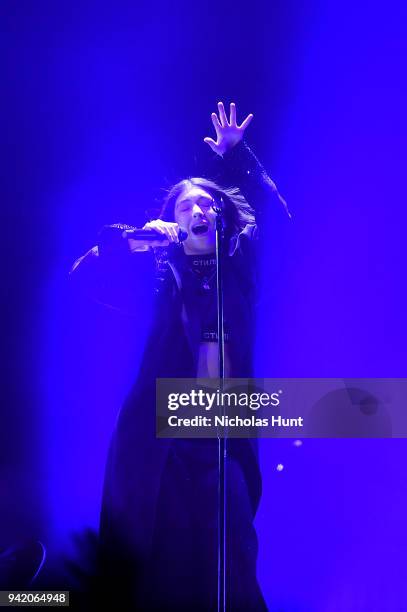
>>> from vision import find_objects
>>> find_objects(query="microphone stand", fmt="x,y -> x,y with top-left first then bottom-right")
213,200 -> 227,612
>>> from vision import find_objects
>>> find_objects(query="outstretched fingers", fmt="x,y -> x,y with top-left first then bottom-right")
211,112 -> 222,136
239,113 -> 254,130
229,102 -> 237,126
204,102 -> 254,155
217,101 -> 228,127
203,137 -> 218,152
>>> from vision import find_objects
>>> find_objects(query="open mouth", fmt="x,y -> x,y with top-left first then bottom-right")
191,224 -> 209,235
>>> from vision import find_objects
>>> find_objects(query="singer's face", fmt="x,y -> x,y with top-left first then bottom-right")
174,187 -> 217,254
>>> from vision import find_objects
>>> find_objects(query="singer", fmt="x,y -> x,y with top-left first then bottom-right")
71,102 -> 290,610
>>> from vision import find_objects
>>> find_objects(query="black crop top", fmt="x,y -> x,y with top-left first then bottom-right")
184,253 -> 230,343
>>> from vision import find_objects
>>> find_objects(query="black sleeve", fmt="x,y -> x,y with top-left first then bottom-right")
69,224 -> 156,315
220,140 -> 292,225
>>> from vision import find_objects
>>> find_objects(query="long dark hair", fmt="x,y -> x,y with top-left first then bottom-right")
159,177 -> 255,241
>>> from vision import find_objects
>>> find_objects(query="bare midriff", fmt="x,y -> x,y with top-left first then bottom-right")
196,341 -> 232,379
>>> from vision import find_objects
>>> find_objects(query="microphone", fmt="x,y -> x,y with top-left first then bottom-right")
123,228 -> 188,242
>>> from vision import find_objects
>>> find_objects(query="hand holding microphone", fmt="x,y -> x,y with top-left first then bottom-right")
123,220 -> 187,251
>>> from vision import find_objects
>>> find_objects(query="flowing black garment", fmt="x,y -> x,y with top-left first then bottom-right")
71,141 -> 291,610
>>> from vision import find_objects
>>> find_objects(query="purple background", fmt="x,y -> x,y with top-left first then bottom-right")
2,0 -> 407,608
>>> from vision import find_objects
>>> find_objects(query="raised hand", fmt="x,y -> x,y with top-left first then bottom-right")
204,101 -> 253,156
